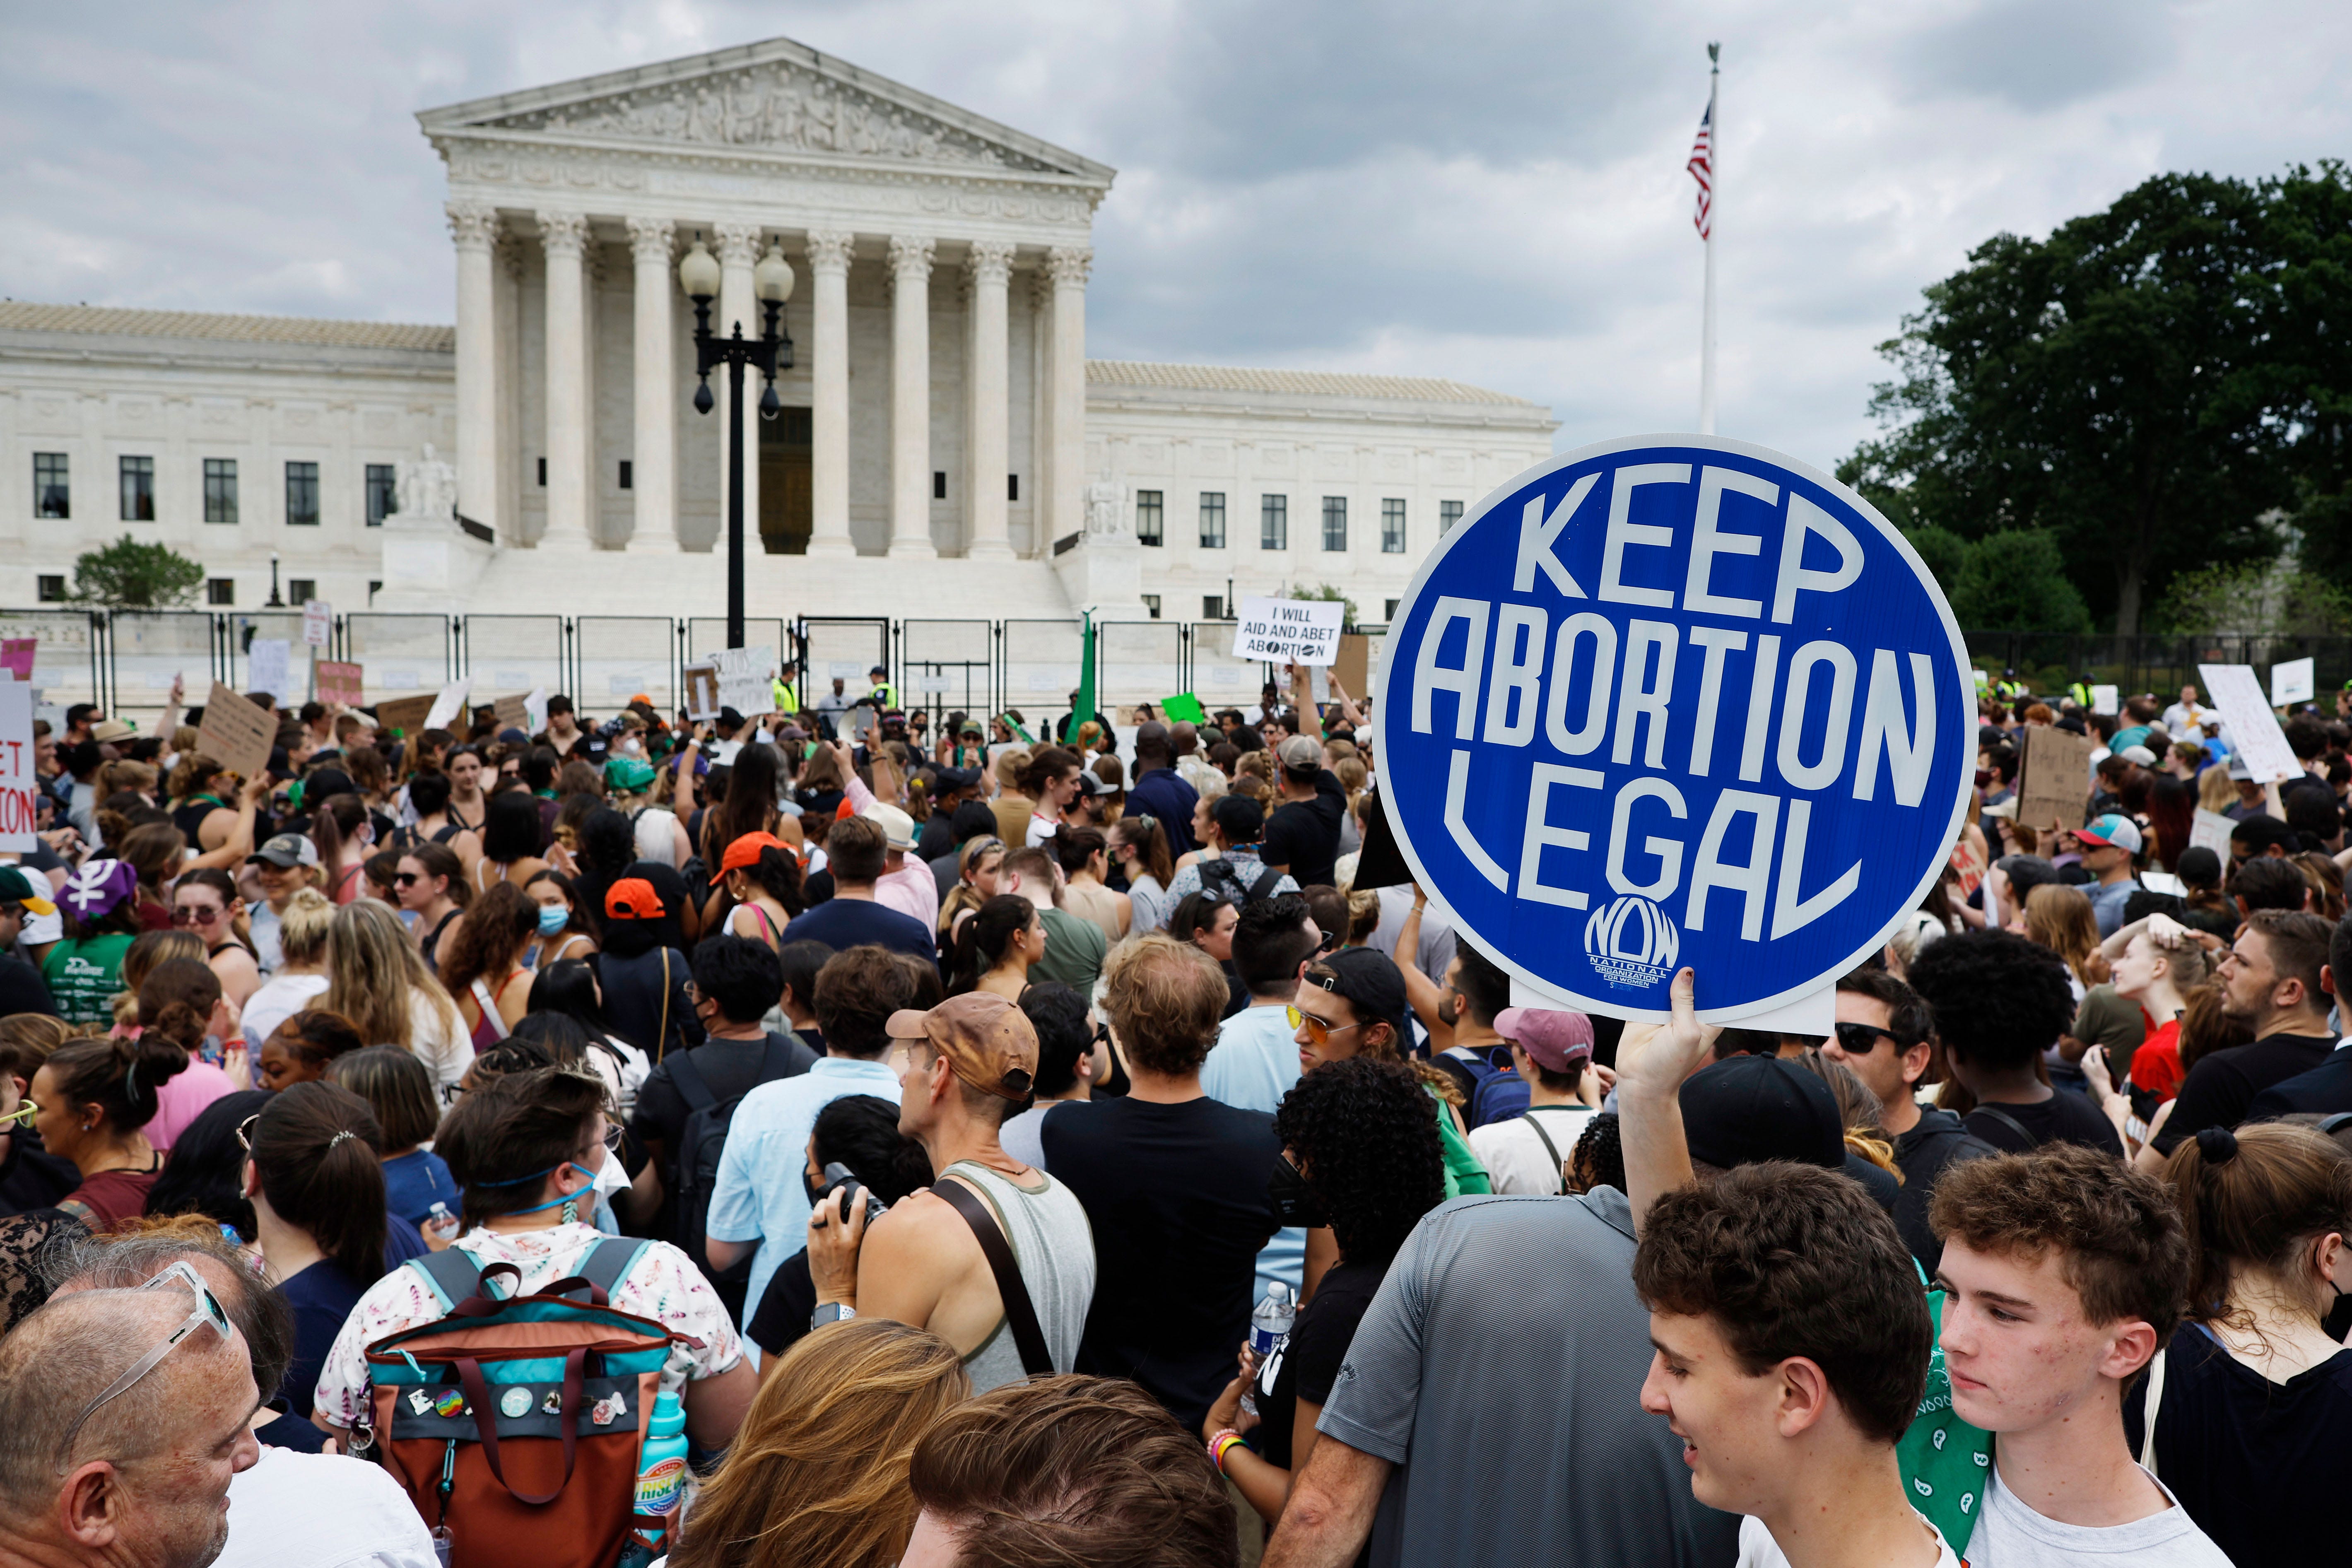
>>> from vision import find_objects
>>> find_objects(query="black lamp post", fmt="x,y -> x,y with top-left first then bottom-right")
679,235 -> 795,650
266,551 -> 284,609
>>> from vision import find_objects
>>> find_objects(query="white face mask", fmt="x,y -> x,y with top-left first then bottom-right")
620,738 -> 642,756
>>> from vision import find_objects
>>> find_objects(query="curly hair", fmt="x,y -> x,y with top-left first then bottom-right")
1274,1058 -> 1444,1263
1568,1111 -> 1624,1196
1903,928 -> 2076,1072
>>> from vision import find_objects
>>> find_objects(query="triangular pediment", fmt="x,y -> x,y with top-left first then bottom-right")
418,36 -> 1113,185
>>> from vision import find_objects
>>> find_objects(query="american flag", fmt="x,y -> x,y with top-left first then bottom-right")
1687,99 -> 1713,240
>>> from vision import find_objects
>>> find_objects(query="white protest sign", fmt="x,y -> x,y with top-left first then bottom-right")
2270,656 -> 2315,708
2190,808 -> 2236,858
301,600 -> 332,648
2198,664 -> 2299,783
0,683 -> 35,850
523,687 -> 549,735
704,645 -> 776,719
2090,684 -> 2118,716
247,639 -> 291,703
1233,597 -> 1345,665
424,675 -> 475,733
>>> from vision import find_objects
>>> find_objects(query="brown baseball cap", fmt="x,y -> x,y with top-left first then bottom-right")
886,992 -> 1039,1104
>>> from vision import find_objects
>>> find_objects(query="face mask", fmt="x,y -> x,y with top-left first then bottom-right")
1268,1158 -> 1328,1230
537,904 -> 570,937
621,738 -> 642,756
590,1147 -> 628,1200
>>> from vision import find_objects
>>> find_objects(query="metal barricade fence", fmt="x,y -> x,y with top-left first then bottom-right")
901,619 -> 995,720
459,616 -> 569,710
575,617 -> 679,714
343,615 -> 455,711
798,618 -> 891,708
1188,621 -> 1267,711
1000,619 -> 1084,724
683,619 -> 792,676
110,611 -> 224,723
0,608 -> 112,718
1099,619 -> 1184,712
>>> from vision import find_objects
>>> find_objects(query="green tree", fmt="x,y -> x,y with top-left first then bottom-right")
1844,172 -> 2292,632
1947,530 -> 2092,632
71,534 -> 206,609
1281,582 -> 1362,628
2156,560 -> 2352,636
2248,163 -> 2352,583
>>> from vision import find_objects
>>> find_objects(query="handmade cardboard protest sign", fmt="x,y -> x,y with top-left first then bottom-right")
682,661 -> 721,723
1376,436 -> 1971,1022
708,646 -> 776,718
374,693 -> 438,737
315,662 -> 365,706
0,639 -> 35,684
0,683 -> 34,851
1233,598 -> 1344,665
1333,633 -> 1371,699
2198,664 -> 2299,783
196,682 -> 275,780
2015,725 -> 2097,833
492,694 -> 529,734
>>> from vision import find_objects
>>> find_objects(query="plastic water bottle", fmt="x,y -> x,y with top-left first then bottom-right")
616,1390 -> 688,1568
425,1202 -> 458,1243
1250,1281 -> 1296,1358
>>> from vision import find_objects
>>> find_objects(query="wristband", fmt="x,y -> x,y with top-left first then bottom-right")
1207,1429 -> 1244,1473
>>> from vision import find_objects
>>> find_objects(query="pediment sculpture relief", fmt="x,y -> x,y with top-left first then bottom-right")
486,65 -> 1058,173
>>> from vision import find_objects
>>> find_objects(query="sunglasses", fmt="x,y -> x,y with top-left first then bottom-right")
55,1262 -> 235,1474
235,1111 -> 261,1153
393,872 -> 420,887
1286,1005 -> 1363,1047
1832,1021 -> 1902,1056
171,904 -> 224,924
2,1097 -> 37,1131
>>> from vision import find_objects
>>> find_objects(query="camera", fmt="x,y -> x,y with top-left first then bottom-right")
817,1161 -> 887,1226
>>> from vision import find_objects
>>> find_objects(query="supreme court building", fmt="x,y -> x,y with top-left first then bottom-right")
1,36 -> 1557,631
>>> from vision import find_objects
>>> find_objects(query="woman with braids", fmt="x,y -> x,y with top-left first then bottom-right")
670,1319 -> 968,1568
2128,1122 -> 2352,1563
311,1065 -> 756,1449
944,894 -> 1044,1002
1201,1057 -> 1446,1526
241,1080 -> 392,1414
443,881 -> 541,1050
28,1029 -> 188,1228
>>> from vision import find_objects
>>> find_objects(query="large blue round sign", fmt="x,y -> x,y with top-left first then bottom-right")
1377,436 -> 1971,1021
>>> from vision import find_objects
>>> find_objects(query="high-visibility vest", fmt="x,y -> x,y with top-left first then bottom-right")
772,679 -> 800,715
2068,682 -> 2092,709
868,681 -> 899,709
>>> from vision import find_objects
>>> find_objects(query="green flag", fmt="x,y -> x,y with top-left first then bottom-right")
1073,610 -> 1097,745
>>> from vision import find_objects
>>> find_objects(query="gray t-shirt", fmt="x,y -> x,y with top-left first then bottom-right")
1317,1189 -> 1742,1567
1969,1462 -> 2230,1566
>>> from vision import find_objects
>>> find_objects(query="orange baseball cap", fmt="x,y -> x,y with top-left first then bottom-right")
886,993 -> 1039,1104
711,830 -> 787,885
604,877 -> 666,920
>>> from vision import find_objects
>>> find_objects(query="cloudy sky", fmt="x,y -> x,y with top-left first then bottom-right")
4,0 -> 2346,473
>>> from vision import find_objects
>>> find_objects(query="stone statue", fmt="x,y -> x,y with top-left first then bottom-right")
1084,478 -> 1128,537
392,443 -> 458,523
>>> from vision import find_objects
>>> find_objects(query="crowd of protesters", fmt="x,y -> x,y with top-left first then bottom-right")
0,659 -> 2346,1568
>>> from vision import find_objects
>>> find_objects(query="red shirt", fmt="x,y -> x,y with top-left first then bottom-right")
2130,1015 -> 2185,1101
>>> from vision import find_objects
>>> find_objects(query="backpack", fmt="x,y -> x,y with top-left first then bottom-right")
362,1238 -> 680,1568
666,1035 -> 803,1325
1467,1054 -> 1531,1130
1197,857 -> 1284,908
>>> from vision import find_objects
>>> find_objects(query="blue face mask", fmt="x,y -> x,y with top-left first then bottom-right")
537,904 -> 570,937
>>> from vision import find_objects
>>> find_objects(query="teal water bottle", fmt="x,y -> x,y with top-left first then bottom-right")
619,1390 -> 689,1567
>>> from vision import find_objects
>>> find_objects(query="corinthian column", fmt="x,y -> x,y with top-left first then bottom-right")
624,217 -> 678,553
714,222 -> 762,554
804,230 -> 856,557
1046,246 -> 1092,549
446,202 -> 501,538
537,210 -> 593,552
887,236 -> 939,559
963,241 -> 1015,560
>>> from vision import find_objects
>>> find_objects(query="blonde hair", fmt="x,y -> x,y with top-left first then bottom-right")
320,900 -> 463,1060
2197,765 -> 2239,814
276,887 -> 337,967
2024,883 -> 2107,988
670,1320 -> 968,1568
1795,1050 -> 1902,1181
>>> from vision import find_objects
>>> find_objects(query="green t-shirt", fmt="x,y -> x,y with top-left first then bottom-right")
1426,1082 -> 1492,1198
1031,907 -> 1109,997
42,934 -> 135,1030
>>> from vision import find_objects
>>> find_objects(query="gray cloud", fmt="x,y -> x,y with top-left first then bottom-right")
2,0 -> 2345,477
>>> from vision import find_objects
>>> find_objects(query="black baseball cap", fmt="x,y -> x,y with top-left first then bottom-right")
1678,1055 -> 1845,1172
1303,948 -> 1411,1050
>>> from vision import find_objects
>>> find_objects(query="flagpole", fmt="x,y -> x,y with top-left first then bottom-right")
1699,41 -> 1720,436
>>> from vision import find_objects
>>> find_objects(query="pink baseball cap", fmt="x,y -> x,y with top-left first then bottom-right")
1494,1007 -> 1595,1074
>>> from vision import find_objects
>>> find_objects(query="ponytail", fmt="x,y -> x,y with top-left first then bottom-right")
2163,1120 -> 2352,1327
43,1031 -> 191,1134
249,1081 -> 388,1286
947,895 -> 1034,996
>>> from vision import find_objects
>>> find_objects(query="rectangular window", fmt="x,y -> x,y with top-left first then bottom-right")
288,578 -> 317,604
206,577 -> 235,606
1142,594 -> 1162,620
1199,491 -> 1226,549
1203,595 -> 1226,620
1381,498 -> 1406,554
933,470 -> 947,501
1260,494 -> 1287,550
33,453 -> 68,519
37,574 -> 66,603
203,459 -> 239,524
1008,474 -> 1019,502
1440,500 -> 1463,533
366,464 -> 396,526
1135,489 -> 1164,547
537,457 -> 547,487
284,461 -> 320,526
1385,598 -> 1400,621
618,460 -> 633,490
1322,496 -> 1347,552
119,456 -> 155,521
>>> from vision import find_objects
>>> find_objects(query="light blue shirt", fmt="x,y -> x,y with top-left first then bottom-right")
706,1056 -> 903,1324
1202,1003 -> 1306,1299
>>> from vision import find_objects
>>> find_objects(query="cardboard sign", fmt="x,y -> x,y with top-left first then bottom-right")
492,694 -> 529,735
195,682 -> 275,780
2198,664 -> 2300,783
0,683 -> 34,850
247,639 -> 291,703
1333,633 -> 1370,701
2270,656 -> 2315,708
0,638 -> 34,684
682,661 -> 721,723
2014,725 -> 2097,833
374,692 -> 439,737
301,600 -> 332,648
316,661 -> 365,706
2190,808 -> 2236,858
1162,693 -> 1207,725
1232,597 -> 1345,665
424,677 -> 475,733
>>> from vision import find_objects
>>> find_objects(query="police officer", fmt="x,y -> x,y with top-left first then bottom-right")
2067,673 -> 2094,710
771,658 -> 802,717
865,663 -> 899,709
1992,667 -> 2026,703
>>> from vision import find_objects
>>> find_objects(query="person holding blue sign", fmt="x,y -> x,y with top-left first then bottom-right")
1376,437 -> 1970,1025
